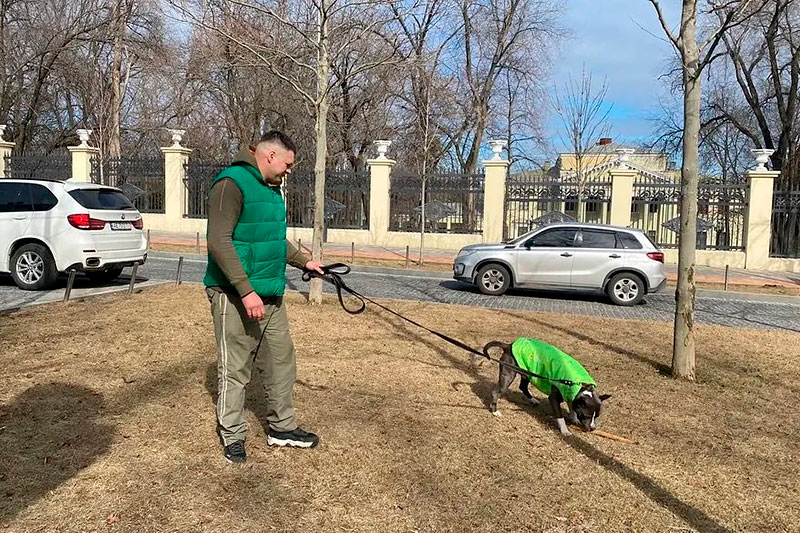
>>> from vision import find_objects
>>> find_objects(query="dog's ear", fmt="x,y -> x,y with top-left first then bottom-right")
599,393 -> 612,402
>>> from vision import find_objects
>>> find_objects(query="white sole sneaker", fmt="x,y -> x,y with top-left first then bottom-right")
267,435 -> 318,448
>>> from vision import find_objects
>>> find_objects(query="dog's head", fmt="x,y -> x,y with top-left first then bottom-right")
570,385 -> 611,431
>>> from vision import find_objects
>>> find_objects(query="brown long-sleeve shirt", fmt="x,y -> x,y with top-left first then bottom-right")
206,176 -> 309,298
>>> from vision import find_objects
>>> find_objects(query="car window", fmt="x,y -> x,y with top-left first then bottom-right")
526,229 -> 577,247
579,229 -> 617,249
617,232 -> 643,249
68,188 -> 136,210
0,182 -> 30,212
26,183 -> 59,211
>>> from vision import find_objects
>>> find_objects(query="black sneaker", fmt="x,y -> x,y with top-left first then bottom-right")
223,440 -> 246,463
267,427 -> 319,448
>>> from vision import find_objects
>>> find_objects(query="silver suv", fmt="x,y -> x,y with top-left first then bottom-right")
453,223 -> 667,306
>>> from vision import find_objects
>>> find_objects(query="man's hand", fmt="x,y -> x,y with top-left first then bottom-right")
241,291 -> 265,320
305,260 -> 325,274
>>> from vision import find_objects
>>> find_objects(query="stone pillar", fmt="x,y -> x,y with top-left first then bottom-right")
161,129 -> 192,229
367,140 -> 395,245
608,148 -> 636,227
608,168 -> 636,227
0,125 -> 15,178
744,149 -> 780,269
67,129 -> 99,182
482,140 -> 510,243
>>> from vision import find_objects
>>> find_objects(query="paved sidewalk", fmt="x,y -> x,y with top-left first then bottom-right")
146,229 -> 800,290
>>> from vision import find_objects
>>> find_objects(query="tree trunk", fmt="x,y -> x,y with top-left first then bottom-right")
419,175 -> 426,264
109,0 -> 124,163
308,1 -> 330,305
673,0 -> 699,380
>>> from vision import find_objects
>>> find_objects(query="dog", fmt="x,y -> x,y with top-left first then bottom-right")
483,338 -> 610,435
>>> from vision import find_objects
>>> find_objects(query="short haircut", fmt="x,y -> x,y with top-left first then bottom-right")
259,130 -> 297,154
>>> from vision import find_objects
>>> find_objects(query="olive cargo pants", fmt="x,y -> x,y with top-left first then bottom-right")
206,288 -> 297,445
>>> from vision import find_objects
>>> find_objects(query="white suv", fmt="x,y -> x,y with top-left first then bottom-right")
0,179 -> 148,290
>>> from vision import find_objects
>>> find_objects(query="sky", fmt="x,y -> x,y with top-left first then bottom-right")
545,0 -> 684,151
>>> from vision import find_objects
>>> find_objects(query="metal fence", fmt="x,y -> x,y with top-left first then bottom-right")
183,164 -> 370,229
772,184 -> 800,258
184,161 -> 226,218
3,153 -> 71,180
504,175 -> 611,240
284,169 -> 370,230
630,177 -> 747,250
390,171 -> 484,234
92,157 -> 165,213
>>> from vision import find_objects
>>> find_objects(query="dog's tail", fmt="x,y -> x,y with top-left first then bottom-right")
482,340 -> 511,360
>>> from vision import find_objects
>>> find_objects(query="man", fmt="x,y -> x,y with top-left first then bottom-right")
204,130 -> 323,464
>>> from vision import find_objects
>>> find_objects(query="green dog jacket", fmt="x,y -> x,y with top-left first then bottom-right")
510,337 -> 595,403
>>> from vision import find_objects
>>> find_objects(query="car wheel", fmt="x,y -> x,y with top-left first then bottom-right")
10,243 -> 58,291
86,268 -> 124,284
606,272 -> 645,306
476,263 -> 511,296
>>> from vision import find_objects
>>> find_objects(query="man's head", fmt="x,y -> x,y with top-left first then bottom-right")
254,130 -> 296,185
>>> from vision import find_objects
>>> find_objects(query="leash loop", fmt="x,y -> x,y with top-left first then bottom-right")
302,263 -> 365,314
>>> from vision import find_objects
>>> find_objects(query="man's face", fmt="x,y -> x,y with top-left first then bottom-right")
256,143 -> 295,185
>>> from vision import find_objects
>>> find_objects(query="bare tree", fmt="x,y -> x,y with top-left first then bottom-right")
499,69 -> 547,170
648,0 -> 765,380
705,0 -> 800,187
172,0 -> 398,304
552,68 -> 612,222
390,0 -> 460,263
454,0 -> 559,175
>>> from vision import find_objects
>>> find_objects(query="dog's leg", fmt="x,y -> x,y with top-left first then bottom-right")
567,405 -> 580,426
519,378 -> 539,406
548,389 -> 571,435
490,354 -> 517,417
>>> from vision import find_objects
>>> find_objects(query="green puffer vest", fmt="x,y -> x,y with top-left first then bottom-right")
510,337 -> 596,403
203,163 -> 288,297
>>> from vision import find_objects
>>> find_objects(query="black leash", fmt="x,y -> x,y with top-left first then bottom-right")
302,263 -> 582,387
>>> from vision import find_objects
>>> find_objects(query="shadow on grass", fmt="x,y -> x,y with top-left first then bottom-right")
0,383 -> 112,524
496,310 -> 672,375
492,386 -> 733,533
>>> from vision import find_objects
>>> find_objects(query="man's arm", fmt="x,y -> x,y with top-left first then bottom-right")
206,178 -> 254,297
286,239 -> 311,269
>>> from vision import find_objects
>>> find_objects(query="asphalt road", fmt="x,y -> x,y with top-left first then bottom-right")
2,251 -> 798,332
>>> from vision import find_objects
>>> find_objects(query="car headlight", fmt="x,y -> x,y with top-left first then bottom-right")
457,249 -> 477,258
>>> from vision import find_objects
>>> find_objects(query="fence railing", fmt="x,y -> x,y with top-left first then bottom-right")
3,154 -> 71,180
183,165 -> 371,230
184,161 -> 226,219
629,180 -> 681,248
629,178 -> 747,250
92,157 -> 166,213
772,185 -> 800,258
284,169 -> 370,230
390,171 -> 484,234
504,175 -> 610,240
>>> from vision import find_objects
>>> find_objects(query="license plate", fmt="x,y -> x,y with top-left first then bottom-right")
110,222 -> 131,230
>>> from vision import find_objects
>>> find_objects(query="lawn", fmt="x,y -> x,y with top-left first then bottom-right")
1,285 -> 798,532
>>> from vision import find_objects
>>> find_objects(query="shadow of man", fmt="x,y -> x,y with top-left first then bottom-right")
0,383 -> 112,524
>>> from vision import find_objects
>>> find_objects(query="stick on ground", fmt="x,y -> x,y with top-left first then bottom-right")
575,426 -> 638,444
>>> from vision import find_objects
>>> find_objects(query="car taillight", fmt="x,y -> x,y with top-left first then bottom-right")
647,251 -> 664,263
67,213 -> 106,230
132,218 -> 143,230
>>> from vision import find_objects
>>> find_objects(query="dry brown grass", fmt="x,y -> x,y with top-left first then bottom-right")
1,286 -> 799,532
